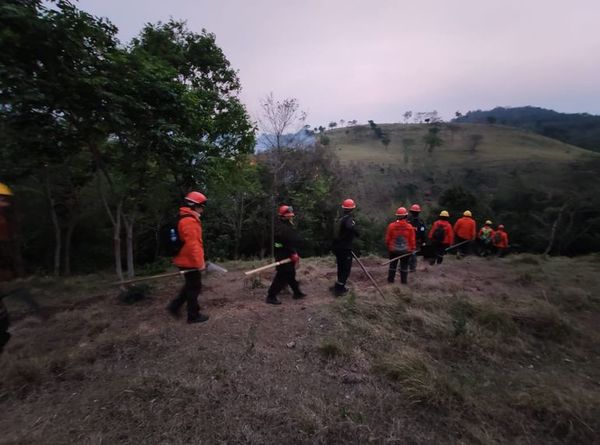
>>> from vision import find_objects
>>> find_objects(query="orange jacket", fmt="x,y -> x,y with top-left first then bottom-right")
173,207 -> 205,269
385,219 -> 416,252
453,216 -> 476,240
493,229 -> 509,248
428,220 -> 454,245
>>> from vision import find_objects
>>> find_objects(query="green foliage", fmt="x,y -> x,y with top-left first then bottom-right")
422,126 -> 444,153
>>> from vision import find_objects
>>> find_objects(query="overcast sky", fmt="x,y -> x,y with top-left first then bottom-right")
77,0 -> 600,128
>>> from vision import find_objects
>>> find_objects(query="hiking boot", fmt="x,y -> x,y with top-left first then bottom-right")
293,291 -> 306,299
187,313 -> 209,324
166,302 -> 181,319
334,286 -> 349,297
265,296 -> 282,305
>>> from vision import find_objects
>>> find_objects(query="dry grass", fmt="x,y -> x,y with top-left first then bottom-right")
0,254 -> 599,444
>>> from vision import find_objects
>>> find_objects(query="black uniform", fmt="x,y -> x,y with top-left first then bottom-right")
0,297 -> 10,354
266,218 -> 303,303
332,213 -> 359,295
407,212 -> 426,272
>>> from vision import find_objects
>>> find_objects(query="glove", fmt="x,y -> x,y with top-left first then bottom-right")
290,253 -> 300,266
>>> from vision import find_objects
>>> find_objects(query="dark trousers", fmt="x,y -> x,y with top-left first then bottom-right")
388,252 -> 409,284
0,300 -> 10,354
454,236 -> 471,256
409,252 -> 418,272
170,269 -> 201,320
335,249 -> 353,290
429,242 -> 449,265
267,262 -> 301,299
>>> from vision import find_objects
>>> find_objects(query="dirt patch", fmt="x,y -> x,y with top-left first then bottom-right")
1,254 -> 599,444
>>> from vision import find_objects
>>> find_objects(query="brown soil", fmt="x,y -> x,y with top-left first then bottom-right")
1,254 -> 599,444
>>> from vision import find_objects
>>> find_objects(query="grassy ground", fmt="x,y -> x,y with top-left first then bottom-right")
1,253 -> 599,444
326,123 -> 600,218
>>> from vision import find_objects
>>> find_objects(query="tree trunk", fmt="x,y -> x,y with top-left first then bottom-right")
544,204 -> 566,257
45,169 -> 61,277
64,218 -> 77,276
123,214 -> 135,279
113,201 -> 124,281
234,194 -> 245,259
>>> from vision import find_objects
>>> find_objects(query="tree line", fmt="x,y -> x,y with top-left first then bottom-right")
0,1 -> 346,278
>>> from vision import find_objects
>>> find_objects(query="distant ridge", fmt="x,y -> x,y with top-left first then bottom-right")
453,106 -> 600,152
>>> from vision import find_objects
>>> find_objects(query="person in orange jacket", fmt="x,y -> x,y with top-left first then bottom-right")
453,210 -> 477,258
428,210 -> 454,265
385,207 -> 416,284
167,191 -> 209,324
492,224 -> 510,257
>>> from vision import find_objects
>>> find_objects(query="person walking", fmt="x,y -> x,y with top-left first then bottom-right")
331,198 -> 359,296
265,205 -> 306,305
428,210 -> 454,265
385,207 -> 416,284
167,191 -> 210,324
407,203 -> 427,272
492,224 -> 510,257
477,220 -> 495,257
453,210 -> 477,258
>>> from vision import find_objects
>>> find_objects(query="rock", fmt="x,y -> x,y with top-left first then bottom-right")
286,341 -> 296,349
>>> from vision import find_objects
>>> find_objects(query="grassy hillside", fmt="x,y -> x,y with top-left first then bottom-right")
1,254 -> 599,443
326,123 -> 599,219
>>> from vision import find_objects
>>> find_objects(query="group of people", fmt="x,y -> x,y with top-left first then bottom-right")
166,191 -> 510,322
0,184 -> 509,332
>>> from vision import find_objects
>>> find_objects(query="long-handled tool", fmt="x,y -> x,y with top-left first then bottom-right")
445,239 -> 471,252
351,251 -> 386,299
380,250 -> 419,266
244,258 -> 292,276
112,262 -> 228,286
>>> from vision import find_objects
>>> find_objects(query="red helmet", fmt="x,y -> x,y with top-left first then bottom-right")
185,191 -> 207,205
278,205 -> 294,217
410,204 -> 421,212
395,207 -> 408,216
342,198 -> 356,209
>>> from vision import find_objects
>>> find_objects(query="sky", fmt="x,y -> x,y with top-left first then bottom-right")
77,0 -> 600,128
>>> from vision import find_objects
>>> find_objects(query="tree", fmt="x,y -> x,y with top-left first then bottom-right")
328,121 -> 338,130
403,111 -> 412,124
258,93 -> 307,256
467,134 -> 484,154
258,93 -> 306,151
423,126 -> 444,153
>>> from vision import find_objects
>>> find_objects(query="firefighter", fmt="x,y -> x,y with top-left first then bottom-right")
477,220 -> 495,257
385,207 -> 416,284
493,224 -> 510,257
428,210 -> 454,265
407,203 -> 427,272
167,191 -> 210,324
265,205 -> 305,305
453,210 -> 477,258
0,182 -> 14,282
331,198 -> 359,296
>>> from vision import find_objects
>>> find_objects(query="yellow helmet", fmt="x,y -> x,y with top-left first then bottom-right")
463,210 -> 472,217
440,210 -> 449,217
0,182 -> 13,196
485,220 -> 492,225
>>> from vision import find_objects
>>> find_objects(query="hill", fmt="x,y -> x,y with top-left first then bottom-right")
324,122 -> 600,254
453,106 -> 600,153
1,254 -> 599,443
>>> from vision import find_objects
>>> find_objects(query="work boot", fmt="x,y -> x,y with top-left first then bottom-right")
187,313 -> 209,324
293,291 -> 306,299
266,296 -> 282,305
334,286 -> 349,297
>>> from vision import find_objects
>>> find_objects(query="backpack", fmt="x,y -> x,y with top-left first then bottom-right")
432,224 -> 446,242
159,214 -> 194,256
394,235 -> 408,252
493,231 -> 502,244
